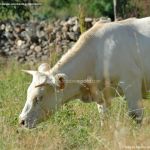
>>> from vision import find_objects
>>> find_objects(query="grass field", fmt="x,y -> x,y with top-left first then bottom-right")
0,60 -> 150,150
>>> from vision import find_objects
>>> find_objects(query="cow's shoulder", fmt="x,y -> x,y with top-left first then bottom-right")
117,18 -> 137,25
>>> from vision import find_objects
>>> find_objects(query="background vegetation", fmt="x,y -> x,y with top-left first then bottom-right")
1,0 -> 150,20
1,0 -> 150,149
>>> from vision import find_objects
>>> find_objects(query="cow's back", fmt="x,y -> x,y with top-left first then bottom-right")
126,17 -> 150,37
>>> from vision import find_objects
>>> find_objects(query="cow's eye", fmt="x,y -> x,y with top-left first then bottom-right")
34,96 -> 43,105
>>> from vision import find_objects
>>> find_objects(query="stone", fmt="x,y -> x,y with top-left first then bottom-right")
30,44 -> 36,50
1,24 -> 5,30
17,40 -> 24,47
69,42 -> 75,48
36,30 -> 45,38
20,43 -> 29,51
18,57 -> 25,63
99,17 -> 111,23
72,24 -> 80,32
4,48 -> 10,52
0,17 -> 105,63
43,49 -> 49,55
36,52 -> 42,58
41,55 -> 48,61
8,51 -> 13,55
67,17 -> 77,25
20,31 -> 31,41
34,46 -> 42,52
5,24 -> 13,32
67,32 -> 76,41
62,24 -> 69,32
31,36 -> 39,44
14,25 -> 21,33
85,17 -> 93,22
27,50 -> 33,56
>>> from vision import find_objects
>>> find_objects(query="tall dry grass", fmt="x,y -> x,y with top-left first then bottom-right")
0,61 -> 150,150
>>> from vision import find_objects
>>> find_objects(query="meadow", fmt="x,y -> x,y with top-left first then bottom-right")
0,59 -> 150,150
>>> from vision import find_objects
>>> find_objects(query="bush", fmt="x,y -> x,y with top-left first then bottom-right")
0,0 -> 38,20
34,0 -> 114,20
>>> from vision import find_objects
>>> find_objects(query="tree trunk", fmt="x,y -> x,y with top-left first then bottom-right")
113,0 -> 117,21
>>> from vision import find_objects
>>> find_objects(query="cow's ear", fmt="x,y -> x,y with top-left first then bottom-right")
55,73 -> 67,90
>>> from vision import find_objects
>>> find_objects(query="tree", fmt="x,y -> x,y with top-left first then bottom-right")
35,0 -> 114,20
0,0 -> 38,20
113,0 -> 117,20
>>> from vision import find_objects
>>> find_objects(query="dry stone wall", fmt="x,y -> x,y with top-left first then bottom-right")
0,17 -> 111,64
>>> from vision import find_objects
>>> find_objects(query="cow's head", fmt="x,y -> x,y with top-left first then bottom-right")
19,63 -> 67,128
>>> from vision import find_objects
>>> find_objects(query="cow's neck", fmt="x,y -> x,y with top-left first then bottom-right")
50,43 -> 95,103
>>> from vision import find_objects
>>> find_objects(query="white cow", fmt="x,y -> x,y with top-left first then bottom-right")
19,17 -> 150,128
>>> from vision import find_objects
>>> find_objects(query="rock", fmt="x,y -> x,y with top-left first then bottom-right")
67,17 -> 77,25
62,45 -> 68,52
43,49 -> 49,55
27,50 -> 33,56
69,41 -> 75,48
4,32 -> 14,39
20,31 -> 30,41
53,26 -> 61,33
41,55 -> 48,61
62,23 -> 69,32
61,40 -> 70,45
20,43 -> 29,51
36,52 -> 42,58
34,46 -> 42,52
4,48 -> 10,52
67,32 -> 76,41
36,30 -> 45,38
41,41 -> 48,48
5,24 -> 13,32
54,19 -> 61,26
49,32 -> 56,42
18,57 -> 25,63
1,24 -> 5,30
62,32 -> 69,40
31,36 -> 39,44
0,17 -> 111,63
85,18 -> 93,29
8,51 -> 13,55
30,44 -> 36,50
85,17 -> 93,22
18,51 -> 26,57
72,24 -> 80,32
17,40 -> 24,47
14,24 -> 21,33
99,17 -> 111,23
46,24 -> 53,34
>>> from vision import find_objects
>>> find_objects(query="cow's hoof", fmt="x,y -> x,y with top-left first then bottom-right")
129,112 -> 143,124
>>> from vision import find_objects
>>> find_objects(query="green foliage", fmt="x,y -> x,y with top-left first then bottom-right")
0,0 -> 38,20
34,0 -> 114,20
87,0 -> 113,18
78,5 -> 86,33
0,0 -> 149,21
116,0 -> 143,18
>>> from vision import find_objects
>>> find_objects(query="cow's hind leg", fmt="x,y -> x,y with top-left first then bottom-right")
97,104 -> 107,127
120,78 -> 144,123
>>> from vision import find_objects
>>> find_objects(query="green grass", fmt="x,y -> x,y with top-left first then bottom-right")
0,61 -> 150,150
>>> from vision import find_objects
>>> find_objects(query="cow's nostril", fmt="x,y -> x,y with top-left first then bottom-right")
20,120 -> 25,126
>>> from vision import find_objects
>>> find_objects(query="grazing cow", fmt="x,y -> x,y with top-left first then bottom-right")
19,17 -> 150,128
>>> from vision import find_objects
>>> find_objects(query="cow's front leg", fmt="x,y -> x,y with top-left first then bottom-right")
97,103 -> 108,127
120,78 -> 143,123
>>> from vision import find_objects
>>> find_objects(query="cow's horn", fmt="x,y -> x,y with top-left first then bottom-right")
22,70 -> 37,76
